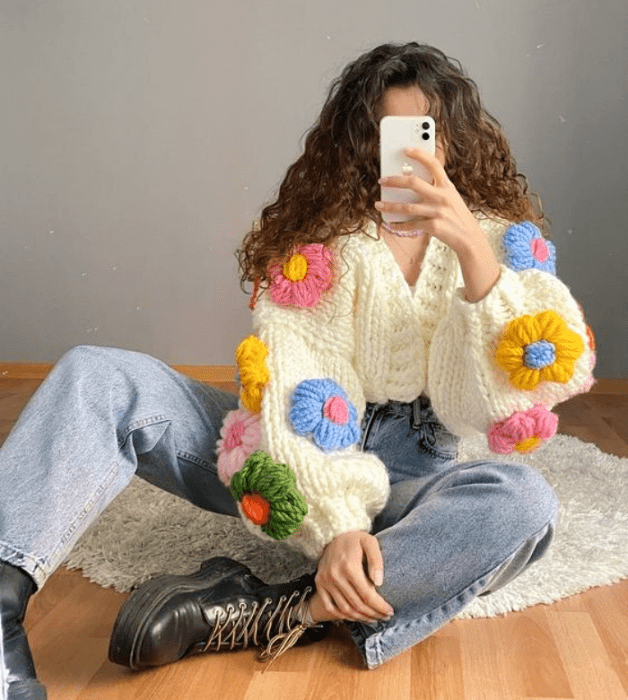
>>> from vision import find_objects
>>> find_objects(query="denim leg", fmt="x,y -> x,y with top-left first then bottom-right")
344,398 -> 560,669
345,460 -> 559,669
0,345 -> 239,589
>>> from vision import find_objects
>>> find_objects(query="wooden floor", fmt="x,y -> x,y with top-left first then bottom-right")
1,376 -> 627,700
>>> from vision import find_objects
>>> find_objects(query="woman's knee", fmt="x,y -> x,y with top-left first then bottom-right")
55,345 -> 144,382
57,344 -> 115,372
498,461 -> 559,535
51,345 -> 139,400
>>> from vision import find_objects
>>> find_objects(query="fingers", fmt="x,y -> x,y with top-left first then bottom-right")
316,574 -> 394,624
317,581 -> 388,624
374,199 -> 436,219
363,535 -> 384,587
379,173 -> 437,194
314,538 -> 394,623
403,146 -> 447,186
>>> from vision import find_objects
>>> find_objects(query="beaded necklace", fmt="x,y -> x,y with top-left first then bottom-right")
380,220 -> 426,238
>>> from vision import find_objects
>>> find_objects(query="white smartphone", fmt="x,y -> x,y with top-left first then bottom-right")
379,115 -> 435,223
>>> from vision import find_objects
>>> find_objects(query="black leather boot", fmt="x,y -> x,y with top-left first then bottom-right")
108,556 -> 329,670
0,562 -> 47,700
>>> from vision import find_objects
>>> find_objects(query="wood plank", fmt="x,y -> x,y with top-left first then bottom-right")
0,363 -> 53,379
0,362 -> 237,383
411,632 -> 465,700
172,364 -> 236,383
589,378 -> 628,395
457,611 -> 573,700
546,611 -> 627,700
581,580 -> 628,695
300,625 -> 412,700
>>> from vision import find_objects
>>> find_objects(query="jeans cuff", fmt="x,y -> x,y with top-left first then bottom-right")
0,542 -> 46,590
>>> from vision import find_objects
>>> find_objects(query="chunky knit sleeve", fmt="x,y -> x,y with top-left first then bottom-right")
215,242 -> 390,560
427,218 -> 596,454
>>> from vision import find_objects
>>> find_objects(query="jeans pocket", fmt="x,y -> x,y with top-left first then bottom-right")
421,422 -> 460,459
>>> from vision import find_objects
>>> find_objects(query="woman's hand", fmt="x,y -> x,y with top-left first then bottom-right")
376,147 -> 502,302
312,531 -> 394,624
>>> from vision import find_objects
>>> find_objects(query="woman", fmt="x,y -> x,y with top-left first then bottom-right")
0,43 -> 594,697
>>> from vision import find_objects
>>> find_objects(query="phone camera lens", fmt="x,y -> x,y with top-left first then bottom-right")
422,132 -> 430,140
422,121 -> 430,130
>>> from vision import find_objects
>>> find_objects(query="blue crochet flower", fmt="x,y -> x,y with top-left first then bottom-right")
502,221 -> 556,275
289,379 -> 360,452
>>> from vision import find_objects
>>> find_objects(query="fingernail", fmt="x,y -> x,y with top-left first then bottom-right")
374,202 -> 383,209
374,571 -> 383,586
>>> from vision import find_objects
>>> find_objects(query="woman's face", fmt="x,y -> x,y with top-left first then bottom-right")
379,85 -> 446,166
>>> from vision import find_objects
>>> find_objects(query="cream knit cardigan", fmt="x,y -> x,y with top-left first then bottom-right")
239,214 -> 594,560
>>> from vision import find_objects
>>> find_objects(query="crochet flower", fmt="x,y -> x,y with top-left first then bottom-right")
235,335 -> 269,413
495,310 -> 585,390
289,379 -> 360,452
268,243 -> 333,308
230,451 -> 308,540
216,409 -> 262,486
502,221 -> 556,275
487,405 -> 558,454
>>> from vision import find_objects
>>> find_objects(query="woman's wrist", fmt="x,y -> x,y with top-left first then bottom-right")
457,236 -> 502,303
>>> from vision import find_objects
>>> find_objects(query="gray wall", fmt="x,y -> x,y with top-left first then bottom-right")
1,0 -> 626,376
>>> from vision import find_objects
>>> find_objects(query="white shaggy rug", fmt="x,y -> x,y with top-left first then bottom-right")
64,434 -> 628,619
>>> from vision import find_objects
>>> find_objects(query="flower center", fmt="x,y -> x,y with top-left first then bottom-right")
530,238 -> 549,263
241,492 -> 271,525
524,340 -> 556,369
323,396 -> 349,424
514,436 -> 542,453
282,253 -> 309,282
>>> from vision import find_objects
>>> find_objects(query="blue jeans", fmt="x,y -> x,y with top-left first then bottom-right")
345,397 -> 559,668
0,346 -> 559,669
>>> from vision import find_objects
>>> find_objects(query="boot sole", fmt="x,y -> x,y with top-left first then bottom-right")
108,557 -> 251,670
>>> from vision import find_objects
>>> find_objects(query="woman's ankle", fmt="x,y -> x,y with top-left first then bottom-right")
307,591 -> 337,624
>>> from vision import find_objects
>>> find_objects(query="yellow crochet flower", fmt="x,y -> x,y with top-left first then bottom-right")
495,310 -> 584,390
235,335 -> 269,413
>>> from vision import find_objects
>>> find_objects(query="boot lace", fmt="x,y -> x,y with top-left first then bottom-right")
200,585 -> 316,664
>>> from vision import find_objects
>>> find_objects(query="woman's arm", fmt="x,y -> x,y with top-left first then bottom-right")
376,146 -> 502,302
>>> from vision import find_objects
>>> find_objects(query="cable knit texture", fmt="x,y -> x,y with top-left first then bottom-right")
228,214 -> 594,560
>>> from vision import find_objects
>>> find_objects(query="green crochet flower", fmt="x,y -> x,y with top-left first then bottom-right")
230,451 -> 308,540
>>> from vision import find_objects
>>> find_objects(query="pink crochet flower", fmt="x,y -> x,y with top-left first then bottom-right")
487,405 -> 558,455
216,409 -> 262,486
268,243 -> 333,307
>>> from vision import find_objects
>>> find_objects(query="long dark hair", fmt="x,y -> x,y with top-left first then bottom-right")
238,42 -> 546,288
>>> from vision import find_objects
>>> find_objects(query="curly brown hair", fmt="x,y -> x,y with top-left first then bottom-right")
238,42 -> 546,289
